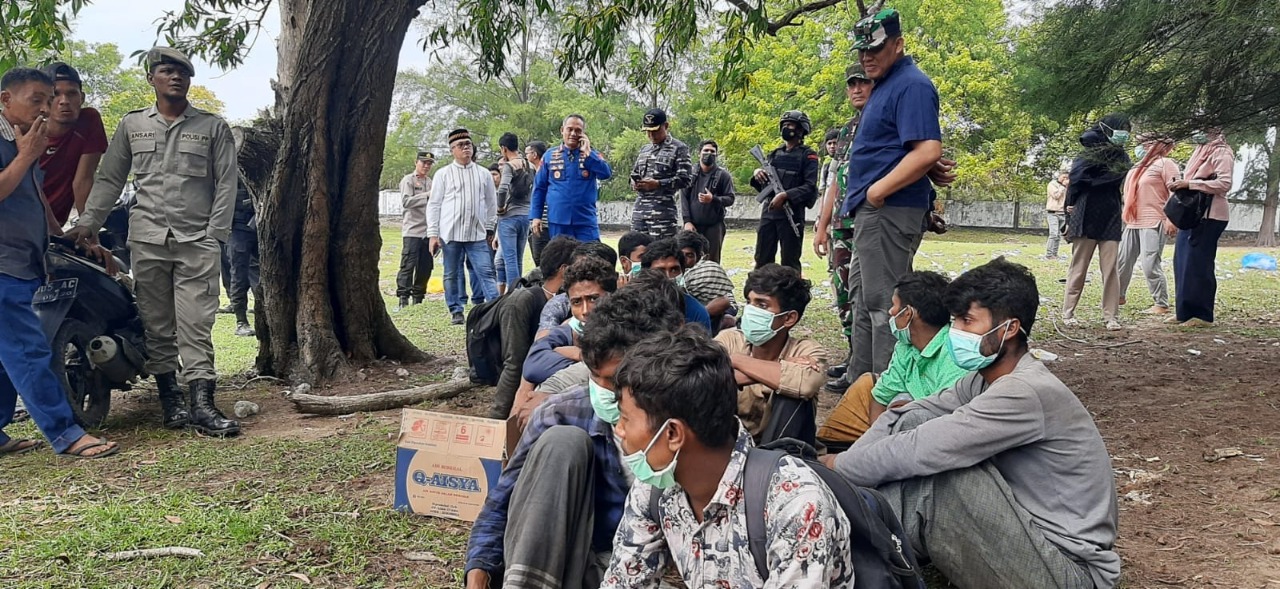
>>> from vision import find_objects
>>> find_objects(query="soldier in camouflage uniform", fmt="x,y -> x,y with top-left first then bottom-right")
630,108 -> 692,240
815,64 -> 874,390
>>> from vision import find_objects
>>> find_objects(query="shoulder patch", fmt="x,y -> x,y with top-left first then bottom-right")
807,154 -> 820,160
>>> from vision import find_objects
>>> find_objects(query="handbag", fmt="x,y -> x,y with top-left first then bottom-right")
1163,174 -> 1217,230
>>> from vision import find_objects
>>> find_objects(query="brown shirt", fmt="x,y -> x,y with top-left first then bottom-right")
714,329 -> 828,437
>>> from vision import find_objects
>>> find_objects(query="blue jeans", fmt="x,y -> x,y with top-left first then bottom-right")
498,217 -> 530,288
0,275 -> 87,453
444,240 -> 500,314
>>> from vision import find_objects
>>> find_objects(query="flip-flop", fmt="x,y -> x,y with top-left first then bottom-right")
59,439 -> 120,460
1,438 -> 44,456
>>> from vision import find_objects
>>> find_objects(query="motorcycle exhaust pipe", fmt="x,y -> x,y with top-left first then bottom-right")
88,336 -> 142,384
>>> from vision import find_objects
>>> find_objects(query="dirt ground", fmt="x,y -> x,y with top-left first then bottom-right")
86,322 -> 1280,588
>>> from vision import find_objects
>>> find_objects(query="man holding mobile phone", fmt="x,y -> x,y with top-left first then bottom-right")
529,114 -> 612,242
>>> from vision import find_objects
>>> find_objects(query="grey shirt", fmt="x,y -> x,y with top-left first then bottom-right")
536,362 -> 590,395
497,158 -> 531,220
835,353 -> 1121,589
80,104 -> 237,245
0,117 -> 47,280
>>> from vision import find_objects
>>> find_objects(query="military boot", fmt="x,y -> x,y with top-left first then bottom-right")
155,372 -> 190,429
188,379 -> 241,437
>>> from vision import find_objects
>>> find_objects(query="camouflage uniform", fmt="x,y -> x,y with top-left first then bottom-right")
830,114 -> 860,338
630,135 -> 693,239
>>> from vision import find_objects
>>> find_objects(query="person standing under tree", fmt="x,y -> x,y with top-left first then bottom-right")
680,140 -> 735,263
428,128 -> 501,325
1117,136 -> 1178,315
1045,170 -> 1068,260
396,151 -> 435,310
841,9 -> 944,374
227,127 -> 260,337
1167,129 -> 1234,328
630,108 -> 692,240
69,47 -> 241,437
751,110 -> 820,272
1061,114 -> 1131,331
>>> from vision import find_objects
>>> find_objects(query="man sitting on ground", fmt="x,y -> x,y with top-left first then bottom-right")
638,237 -> 713,332
616,230 -> 650,286
465,287 -> 683,589
487,236 -> 578,419
817,270 -> 969,450
715,264 -> 826,445
827,258 -> 1121,589
523,256 -> 617,387
600,327 -> 852,588
535,241 -> 617,340
675,229 -> 736,333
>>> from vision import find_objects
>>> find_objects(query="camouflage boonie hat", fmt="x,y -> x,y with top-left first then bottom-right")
853,9 -> 902,51
845,63 -> 870,83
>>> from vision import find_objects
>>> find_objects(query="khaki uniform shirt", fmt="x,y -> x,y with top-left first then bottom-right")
80,104 -> 237,244
399,172 -> 431,238
714,329 -> 828,436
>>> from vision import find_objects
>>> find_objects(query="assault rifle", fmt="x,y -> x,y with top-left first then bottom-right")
750,145 -> 801,237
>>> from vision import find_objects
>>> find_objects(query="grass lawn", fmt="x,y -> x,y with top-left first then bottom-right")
1,226 -> 1277,588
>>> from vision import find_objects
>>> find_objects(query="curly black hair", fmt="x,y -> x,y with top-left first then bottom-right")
895,271 -> 951,328
614,326 -> 738,449
564,256 -> 618,294
580,285 -> 683,370
944,257 -> 1038,342
743,264 -> 812,319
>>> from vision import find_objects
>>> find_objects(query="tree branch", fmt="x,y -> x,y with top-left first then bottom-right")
767,0 -> 850,34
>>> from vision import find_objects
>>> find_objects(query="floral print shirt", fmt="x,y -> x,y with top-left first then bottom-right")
600,428 -> 854,588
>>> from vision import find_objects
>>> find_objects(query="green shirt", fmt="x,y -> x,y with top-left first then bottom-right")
871,324 -> 971,406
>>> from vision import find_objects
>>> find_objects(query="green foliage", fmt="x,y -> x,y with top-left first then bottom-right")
0,0 -> 84,71
1019,0 -> 1280,137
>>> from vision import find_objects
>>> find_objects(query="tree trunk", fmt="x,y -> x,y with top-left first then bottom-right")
1257,129 -> 1279,248
254,0 -> 429,384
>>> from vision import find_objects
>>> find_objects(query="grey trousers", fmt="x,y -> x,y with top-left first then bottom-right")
503,426 -> 603,589
129,236 -> 221,383
878,411 -> 1093,589
1046,213 -> 1065,258
1116,227 -> 1169,308
850,205 -> 923,374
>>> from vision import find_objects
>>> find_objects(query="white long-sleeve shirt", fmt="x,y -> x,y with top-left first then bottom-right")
427,161 -> 497,243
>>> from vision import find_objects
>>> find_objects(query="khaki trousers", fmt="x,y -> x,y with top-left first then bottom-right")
130,235 -> 221,383
1062,238 -> 1120,322
817,372 -> 877,446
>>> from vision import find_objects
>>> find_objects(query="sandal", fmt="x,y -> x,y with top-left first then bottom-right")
1,438 -> 44,456
59,439 -> 120,460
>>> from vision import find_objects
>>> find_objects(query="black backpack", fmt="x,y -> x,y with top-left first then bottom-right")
465,278 -> 544,385
743,439 -> 926,589
1163,173 -> 1217,230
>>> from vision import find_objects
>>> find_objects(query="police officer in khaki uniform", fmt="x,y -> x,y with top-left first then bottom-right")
68,47 -> 240,437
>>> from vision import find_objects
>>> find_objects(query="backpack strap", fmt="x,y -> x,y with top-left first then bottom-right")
744,448 -> 787,583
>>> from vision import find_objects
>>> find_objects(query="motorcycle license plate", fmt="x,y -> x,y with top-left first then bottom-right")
33,278 -> 78,305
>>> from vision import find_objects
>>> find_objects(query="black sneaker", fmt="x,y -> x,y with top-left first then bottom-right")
826,363 -> 848,379
451,311 -> 465,325
825,373 -> 852,395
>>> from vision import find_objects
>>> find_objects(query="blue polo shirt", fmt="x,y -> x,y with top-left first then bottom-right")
0,118 -> 48,281
529,145 -> 613,227
841,56 -> 942,217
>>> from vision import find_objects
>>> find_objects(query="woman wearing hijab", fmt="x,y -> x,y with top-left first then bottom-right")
1062,113 -> 1132,331
1167,129 -> 1234,327
1117,136 -> 1180,315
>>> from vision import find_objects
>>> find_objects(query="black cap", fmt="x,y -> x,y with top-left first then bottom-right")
448,128 -> 471,145
41,62 -> 82,88
417,151 -> 436,162
641,108 -> 668,131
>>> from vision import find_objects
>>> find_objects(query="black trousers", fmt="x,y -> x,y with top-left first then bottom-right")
229,229 -> 260,316
754,217 -> 803,272
396,236 -> 434,299
694,222 -> 727,263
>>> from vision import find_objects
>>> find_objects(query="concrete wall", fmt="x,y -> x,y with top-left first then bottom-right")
378,190 -> 1270,234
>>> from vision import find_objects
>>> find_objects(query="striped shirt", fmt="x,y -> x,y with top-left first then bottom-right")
427,160 -> 497,243
683,259 -> 736,308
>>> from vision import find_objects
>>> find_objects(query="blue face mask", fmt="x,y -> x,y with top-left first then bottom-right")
588,379 -> 620,424
889,307 -> 913,346
948,320 -> 1013,371
629,263 -> 642,276
1134,145 -> 1147,160
740,305 -> 789,346
569,316 -> 584,335
1110,130 -> 1130,146
621,418 -> 679,489
1191,131 -> 1209,145
675,273 -> 686,288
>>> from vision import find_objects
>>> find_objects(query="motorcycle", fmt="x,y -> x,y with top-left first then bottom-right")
34,231 -> 147,428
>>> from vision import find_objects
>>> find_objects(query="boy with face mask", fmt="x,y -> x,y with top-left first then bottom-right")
713,264 -> 826,444
826,258 -> 1121,589
601,327 -> 852,589
465,287 -> 682,589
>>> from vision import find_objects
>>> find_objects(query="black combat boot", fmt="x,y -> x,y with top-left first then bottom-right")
188,379 -> 241,437
156,372 -> 189,429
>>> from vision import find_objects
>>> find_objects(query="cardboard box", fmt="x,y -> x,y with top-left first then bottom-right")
394,409 -> 508,522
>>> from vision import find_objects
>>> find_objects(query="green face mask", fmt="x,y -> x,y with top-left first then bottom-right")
740,304 -> 789,346
1110,130 -> 1130,146
569,316 -> 584,335
1134,145 -> 1147,160
621,419 -> 679,489
1191,131 -> 1209,144
629,263 -> 642,276
588,380 -> 620,424
888,307 -> 913,346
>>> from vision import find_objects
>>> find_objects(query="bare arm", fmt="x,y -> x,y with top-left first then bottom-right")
72,153 -> 102,214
